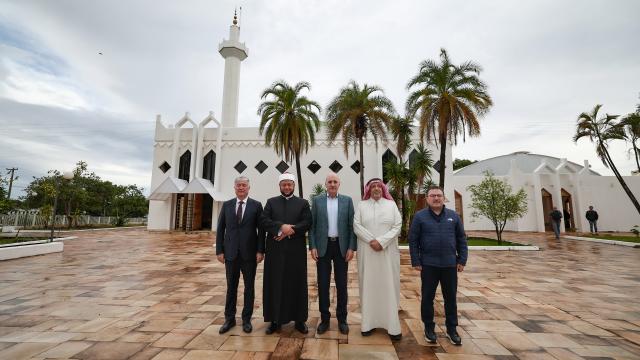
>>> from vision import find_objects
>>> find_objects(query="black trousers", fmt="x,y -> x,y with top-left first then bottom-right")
317,241 -> 348,323
421,265 -> 458,332
224,253 -> 257,322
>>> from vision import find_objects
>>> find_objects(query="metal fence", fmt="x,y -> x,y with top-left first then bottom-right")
0,213 -> 147,228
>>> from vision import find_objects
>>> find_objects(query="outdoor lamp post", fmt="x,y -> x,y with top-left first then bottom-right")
49,171 -> 74,242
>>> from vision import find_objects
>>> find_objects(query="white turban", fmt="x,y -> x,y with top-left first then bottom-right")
278,172 -> 296,183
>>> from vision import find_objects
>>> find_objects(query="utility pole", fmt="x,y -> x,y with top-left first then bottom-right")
5,168 -> 18,199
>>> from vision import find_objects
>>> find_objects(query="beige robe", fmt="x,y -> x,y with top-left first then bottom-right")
354,197 -> 402,334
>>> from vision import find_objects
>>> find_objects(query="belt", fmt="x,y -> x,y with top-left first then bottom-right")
328,237 -> 339,242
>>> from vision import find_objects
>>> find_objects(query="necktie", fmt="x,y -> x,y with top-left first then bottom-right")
237,201 -> 244,224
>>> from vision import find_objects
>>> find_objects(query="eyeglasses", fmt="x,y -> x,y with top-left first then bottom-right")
428,194 -> 443,198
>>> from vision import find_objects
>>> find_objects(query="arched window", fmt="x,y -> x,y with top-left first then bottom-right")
178,150 -> 191,181
202,150 -> 216,182
382,149 -> 398,183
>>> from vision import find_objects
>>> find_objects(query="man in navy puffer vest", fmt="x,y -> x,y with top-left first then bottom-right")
409,186 -> 468,346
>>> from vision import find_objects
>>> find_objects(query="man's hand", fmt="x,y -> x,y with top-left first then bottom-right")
345,249 -> 354,262
216,254 -> 225,263
310,249 -> 318,262
413,265 -> 422,271
280,224 -> 296,237
256,252 -> 264,263
369,240 -> 383,252
457,264 -> 465,272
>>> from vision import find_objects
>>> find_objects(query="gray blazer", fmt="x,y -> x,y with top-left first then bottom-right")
309,193 -> 357,257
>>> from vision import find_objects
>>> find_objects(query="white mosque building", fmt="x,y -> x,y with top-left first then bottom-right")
452,152 -> 640,233
146,15 -> 449,231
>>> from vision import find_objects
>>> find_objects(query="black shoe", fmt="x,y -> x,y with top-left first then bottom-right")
295,321 -> 308,334
265,322 -> 280,335
389,333 -> 402,341
424,328 -> 437,343
361,329 -> 373,336
317,321 -> 329,334
447,330 -> 462,345
242,321 -> 252,333
219,319 -> 236,334
338,322 -> 349,334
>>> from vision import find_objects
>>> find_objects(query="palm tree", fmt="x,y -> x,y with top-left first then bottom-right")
326,81 -> 396,197
574,104 -> 640,214
258,80 -> 321,198
410,143 -> 434,202
406,48 -> 493,189
621,106 -> 640,173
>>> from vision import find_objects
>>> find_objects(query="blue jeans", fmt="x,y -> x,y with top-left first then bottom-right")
552,221 -> 561,239
589,220 -> 598,233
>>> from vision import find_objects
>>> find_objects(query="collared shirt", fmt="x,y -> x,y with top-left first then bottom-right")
326,193 -> 339,237
235,197 -> 248,219
281,193 -> 294,200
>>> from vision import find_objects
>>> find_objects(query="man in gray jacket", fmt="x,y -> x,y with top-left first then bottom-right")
309,172 -> 356,334
409,186 -> 467,346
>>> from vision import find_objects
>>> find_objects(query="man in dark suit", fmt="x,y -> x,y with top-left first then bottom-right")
216,176 -> 265,334
309,172 -> 356,334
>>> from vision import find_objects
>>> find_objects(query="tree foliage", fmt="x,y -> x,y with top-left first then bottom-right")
453,158 -> 477,170
467,171 -> 528,243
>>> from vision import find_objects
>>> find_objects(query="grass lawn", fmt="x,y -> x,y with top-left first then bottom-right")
581,234 -> 640,243
0,237 -> 53,245
467,237 -> 527,246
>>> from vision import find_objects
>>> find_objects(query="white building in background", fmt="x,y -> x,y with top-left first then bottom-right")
147,15 -> 450,231
452,151 -> 640,233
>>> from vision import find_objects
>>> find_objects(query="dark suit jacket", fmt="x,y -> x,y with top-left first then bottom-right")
309,193 -> 356,257
216,197 -> 266,261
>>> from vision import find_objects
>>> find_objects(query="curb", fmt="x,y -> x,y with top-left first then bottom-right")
398,245 -> 539,251
563,235 -> 640,248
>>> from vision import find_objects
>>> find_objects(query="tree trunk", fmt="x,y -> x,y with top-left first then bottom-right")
400,189 -> 406,241
633,141 -> 640,172
602,144 -> 640,214
438,132 -> 447,189
295,151 -> 303,198
495,225 -> 501,245
359,136 -> 365,199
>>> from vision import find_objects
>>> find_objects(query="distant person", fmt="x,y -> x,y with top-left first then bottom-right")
563,208 -> 571,231
354,178 -> 403,341
216,176 -> 265,334
409,186 -> 468,346
260,172 -> 312,334
585,206 -> 599,234
550,207 -> 563,239
309,172 -> 356,335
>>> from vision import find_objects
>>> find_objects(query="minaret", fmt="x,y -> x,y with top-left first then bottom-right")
219,10 -> 248,128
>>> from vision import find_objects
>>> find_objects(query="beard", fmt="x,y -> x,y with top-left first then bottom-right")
280,190 -> 294,197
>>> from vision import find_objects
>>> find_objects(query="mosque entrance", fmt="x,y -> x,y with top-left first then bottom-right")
200,194 -> 213,230
541,188 -> 553,231
561,189 -> 575,231
454,191 -> 464,224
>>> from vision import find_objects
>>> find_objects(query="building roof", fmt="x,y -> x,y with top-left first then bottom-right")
453,151 -> 601,176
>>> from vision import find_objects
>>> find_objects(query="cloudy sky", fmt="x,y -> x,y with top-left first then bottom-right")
1,0 -> 639,197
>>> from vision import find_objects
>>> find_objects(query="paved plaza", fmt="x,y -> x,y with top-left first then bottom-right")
0,228 -> 639,359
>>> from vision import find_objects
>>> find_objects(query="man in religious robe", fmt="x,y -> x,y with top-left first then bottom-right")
353,178 -> 403,341
260,172 -> 312,334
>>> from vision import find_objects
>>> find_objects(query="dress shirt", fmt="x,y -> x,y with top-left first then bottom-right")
235,197 -> 248,219
327,193 -> 339,237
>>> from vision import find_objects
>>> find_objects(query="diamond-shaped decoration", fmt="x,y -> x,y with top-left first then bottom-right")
433,160 -> 443,173
351,161 -> 361,174
234,161 -> 247,173
307,160 -> 321,174
329,160 -> 343,173
159,161 -> 171,173
255,161 -> 268,174
276,161 -> 290,174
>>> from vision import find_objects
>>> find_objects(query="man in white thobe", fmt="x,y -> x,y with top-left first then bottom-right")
353,178 -> 402,340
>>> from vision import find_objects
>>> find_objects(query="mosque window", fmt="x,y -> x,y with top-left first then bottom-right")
307,161 -> 321,174
329,160 -> 343,173
203,150 -> 216,181
159,161 -> 171,173
276,161 -> 290,174
255,161 -> 268,174
234,161 -> 247,173
381,149 -> 397,183
178,150 -> 191,181
351,160 -> 361,174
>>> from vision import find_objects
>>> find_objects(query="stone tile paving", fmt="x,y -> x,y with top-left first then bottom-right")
0,228 -> 638,359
